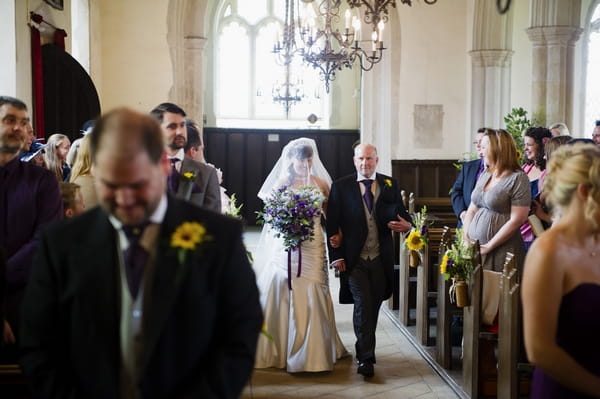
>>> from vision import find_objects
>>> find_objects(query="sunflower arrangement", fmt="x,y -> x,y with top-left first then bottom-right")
439,227 -> 475,281
404,206 -> 432,266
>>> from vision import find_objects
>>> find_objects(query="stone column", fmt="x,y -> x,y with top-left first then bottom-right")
469,49 -> 513,130
183,36 -> 207,123
526,26 -> 582,126
526,0 -> 582,126
469,0 -> 513,135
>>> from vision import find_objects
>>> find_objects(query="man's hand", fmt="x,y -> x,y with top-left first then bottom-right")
331,259 -> 346,272
387,215 -> 411,233
3,319 -> 15,345
329,232 -> 342,248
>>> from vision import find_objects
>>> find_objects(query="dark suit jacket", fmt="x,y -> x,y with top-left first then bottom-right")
177,157 -> 221,213
19,196 -> 262,399
450,158 -> 482,227
326,173 -> 411,304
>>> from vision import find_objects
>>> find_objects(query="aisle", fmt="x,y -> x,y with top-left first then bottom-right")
242,228 -> 458,399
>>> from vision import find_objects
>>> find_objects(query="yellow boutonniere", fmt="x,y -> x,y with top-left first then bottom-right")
181,171 -> 196,182
171,221 -> 209,264
384,178 -> 392,187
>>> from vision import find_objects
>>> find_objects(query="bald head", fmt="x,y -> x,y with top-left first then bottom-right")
90,108 -> 165,165
353,143 -> 379,178
90,108 -> 169,226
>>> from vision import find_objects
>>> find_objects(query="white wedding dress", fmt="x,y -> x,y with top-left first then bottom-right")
254,199 -> 347,372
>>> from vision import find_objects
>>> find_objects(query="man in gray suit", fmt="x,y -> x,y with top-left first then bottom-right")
150,103 -> 221,212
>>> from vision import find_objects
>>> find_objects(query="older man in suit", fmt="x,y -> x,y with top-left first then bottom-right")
19,108 -> 262,398
150,102 -> 221,213
327,143 -> 411,378
451,127 -> 486,227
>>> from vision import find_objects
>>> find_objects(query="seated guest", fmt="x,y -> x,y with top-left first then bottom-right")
45,133 -> 71,181
69,134 -> 98,208
59,182 -> 85,218
522,143 -> 600,398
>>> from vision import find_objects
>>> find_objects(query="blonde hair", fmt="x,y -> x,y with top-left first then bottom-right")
543,143 -> 600,228
70,134 -> 93,182
45,134 -> 70,181
484,128 -> 521,175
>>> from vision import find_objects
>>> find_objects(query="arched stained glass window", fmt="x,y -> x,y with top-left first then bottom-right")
215,0 -> 329,128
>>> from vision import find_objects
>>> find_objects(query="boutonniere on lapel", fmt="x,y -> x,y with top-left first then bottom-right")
179,171 -> 199,200
384,178 -> 393,188
171,221 -> 211,265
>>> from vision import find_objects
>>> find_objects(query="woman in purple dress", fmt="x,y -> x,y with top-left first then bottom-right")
523,143 -> 600,398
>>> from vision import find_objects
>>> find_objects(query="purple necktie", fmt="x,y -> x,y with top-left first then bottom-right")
362,179 -> 374,213
475,159 -> 485,181
168,158 -> 180,193
122,223 -> 149,298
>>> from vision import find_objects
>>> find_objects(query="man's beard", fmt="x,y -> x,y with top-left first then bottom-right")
168,135 -> 186,151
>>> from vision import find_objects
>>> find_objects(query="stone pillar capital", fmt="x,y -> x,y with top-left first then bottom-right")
526,26 -> 583,46
184,36 -> 207,50
469,49 -> 514,68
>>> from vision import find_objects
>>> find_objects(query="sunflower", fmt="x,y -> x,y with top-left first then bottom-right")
439,254 -> 449,275
171,222 -> 206,251
405,230 -> 425,251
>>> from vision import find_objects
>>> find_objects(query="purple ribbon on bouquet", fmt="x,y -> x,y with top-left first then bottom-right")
286,242 -> 302,290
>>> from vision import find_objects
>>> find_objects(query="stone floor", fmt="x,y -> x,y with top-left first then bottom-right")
242,228 -> 459,399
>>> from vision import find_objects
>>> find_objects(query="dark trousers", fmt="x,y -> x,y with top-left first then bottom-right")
348,256 -> 385,363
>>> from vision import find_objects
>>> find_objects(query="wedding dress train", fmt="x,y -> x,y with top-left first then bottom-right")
254,216 -> 348,372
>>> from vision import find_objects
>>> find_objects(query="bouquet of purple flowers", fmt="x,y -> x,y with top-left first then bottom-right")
257,185 -> 325,251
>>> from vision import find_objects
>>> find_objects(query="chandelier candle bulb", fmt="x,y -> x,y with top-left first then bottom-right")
345,9 -> 351,29
371,30 -> 377,52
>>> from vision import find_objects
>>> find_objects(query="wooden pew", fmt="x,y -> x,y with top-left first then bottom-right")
462,240 -> 499,398
398,191 -> 413,325
435,226 -> 455,369
415,227 -> 445,346
497,252 -> 533,399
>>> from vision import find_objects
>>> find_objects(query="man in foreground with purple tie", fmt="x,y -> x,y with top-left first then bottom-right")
326,143 -> 411,378
19,108 -> 262,398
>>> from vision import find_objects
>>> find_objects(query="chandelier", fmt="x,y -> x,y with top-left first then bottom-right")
272,78 -> 304,117
274,0 -> 438,93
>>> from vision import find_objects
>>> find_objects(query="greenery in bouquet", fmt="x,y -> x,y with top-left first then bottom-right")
439,227 -> 475,281
257,185 -> 325,251
404,205 -> 432,252
226,193 -> 243,219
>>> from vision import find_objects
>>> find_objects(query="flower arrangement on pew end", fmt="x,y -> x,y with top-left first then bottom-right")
404,206 -> 432,267
439,227 -> 474,307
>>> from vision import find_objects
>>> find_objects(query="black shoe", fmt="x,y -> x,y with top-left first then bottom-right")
357,361 -> 374,378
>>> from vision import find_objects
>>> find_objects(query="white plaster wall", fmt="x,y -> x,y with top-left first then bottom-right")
96,0 -> 172,112
0,0 -> 17,96
395,0 -> 469,160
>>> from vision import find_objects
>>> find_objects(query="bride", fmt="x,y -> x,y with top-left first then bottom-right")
254,137 -> 347,372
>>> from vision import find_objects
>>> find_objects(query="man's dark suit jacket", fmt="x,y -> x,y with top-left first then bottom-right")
177,157 -> 221,213
326,173 -> 411,304
19,196 -> 262,399
450,158 -> 483,227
